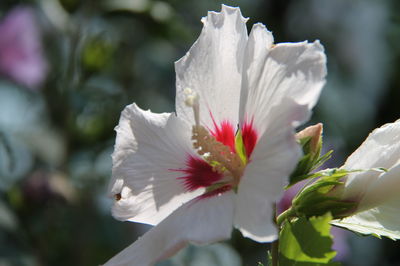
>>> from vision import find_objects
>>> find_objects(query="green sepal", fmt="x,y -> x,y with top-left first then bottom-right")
288,133 -> 332,187
279,213 -> 340,266
291,169 -> 358,219
314,150 -> 333,171
370,167 -> 388,173
299,136 -> 313,154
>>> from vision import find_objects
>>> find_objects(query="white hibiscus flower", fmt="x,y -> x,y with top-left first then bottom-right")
332,119 -> 400,239
105,5 -> 326,266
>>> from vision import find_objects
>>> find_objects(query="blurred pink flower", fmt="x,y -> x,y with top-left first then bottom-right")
0,6 -> 48,89
278,180 -> 350,260
277,181 -> 306,215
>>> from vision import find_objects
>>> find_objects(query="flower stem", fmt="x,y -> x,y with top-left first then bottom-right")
276,207 -> 296,226
271,239 -> 279,266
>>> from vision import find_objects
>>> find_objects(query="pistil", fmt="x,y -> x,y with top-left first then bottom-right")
183,87 -> 244,187
192,125 -> 244,186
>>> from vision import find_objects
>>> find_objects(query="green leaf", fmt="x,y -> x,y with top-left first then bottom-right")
279,213 -> 340,266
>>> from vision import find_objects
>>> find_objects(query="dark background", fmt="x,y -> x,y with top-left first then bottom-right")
0,0 -> 399,265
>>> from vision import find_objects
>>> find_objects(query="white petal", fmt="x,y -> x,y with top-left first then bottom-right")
332,197 -> 400,240
358,164 -> 400,211
104,192 -> 235,266
343,119 -> 400,170
342,119 -> 400,202
234,99 -> 308,242
175,5 -> 248,128
240,23 -> 326,134
109,103 -> 202,225
234,183 -> 277,242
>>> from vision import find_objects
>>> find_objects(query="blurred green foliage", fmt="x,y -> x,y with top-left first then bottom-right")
0,0 -> 399,265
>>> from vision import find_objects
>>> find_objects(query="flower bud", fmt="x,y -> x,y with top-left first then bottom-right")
289,123 -> 329,186
296,123 -> 323,156
339,120 -> 400,212
331,120 -> 400,239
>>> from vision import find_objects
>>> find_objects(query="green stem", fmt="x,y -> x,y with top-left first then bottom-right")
271,239 -> 279,266
272,207 -> 295,265
276,207 -> 296,226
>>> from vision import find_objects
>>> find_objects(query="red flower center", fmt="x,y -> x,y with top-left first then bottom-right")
172,117 -> 258,195
210,119 -> 236,153
242,119 -> 258,158
174,156 -> 224,191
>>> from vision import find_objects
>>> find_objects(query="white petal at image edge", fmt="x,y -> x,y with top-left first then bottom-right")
332,197 -> 400,240
104,191 -> 235,266
341,119 -> 400,202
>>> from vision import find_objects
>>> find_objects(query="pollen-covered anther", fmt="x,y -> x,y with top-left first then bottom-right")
192,125 -> 244,185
